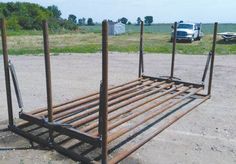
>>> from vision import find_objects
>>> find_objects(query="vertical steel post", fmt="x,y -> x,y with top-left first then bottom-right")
170,22 -> 177,78
100,20 -> 108,164
208,22 -> 217,95
1,18 -> 14,127
101,20 -> 108,164
138,21 -> 144,77
201,51 -> 212,83
98,81 -> 103,136
42,20 -> 53,141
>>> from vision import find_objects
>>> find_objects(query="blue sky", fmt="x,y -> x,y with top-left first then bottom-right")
1,0 -> 236,23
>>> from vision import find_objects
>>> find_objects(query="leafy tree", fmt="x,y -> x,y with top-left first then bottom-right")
82,17 -> 86,25
62,19 -> 78,30
48,17 -> 61,31
18,16 -> 34,29
7,15 -> 21,30
119,17 -> 128,24
47,5 -> 61,18
127,21 -> 132,25
68,14 -> 77,24
87,18 -> 94,26
137,17 -> 141,25
78,18 -> 83,25
78,17 -> 86,25
0,2 -> 51,30
0,2 -> 78,30
144,16 -> 153,26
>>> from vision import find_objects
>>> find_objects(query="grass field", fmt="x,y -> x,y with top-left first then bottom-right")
80,23 -> 236,34
1,23 -> 236,55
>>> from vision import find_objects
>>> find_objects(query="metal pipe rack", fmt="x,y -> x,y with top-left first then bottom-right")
1,19 -> 218,163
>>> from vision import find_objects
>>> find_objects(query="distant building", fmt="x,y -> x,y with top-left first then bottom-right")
108,21 -> 126,35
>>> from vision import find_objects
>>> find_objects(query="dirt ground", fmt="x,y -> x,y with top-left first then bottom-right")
0,53 -> 235,164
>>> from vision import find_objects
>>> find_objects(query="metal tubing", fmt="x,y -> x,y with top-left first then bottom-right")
51,126 -> 100,146
1,18 -> 14,126
9,126 -> 52,148
98,82 -> 103,136
56,80 -> 153,122
19,112 -> 100,146
202,51 -> 212,83
73,86 -> 199,147
101,20 -> 108,164
52,143 -> 95,163
80,83 -> 183,133
10,126 -> 94,163
42,20 -> 53,141
107,86 -> 199,143
53,79 -> 151,120
106,85 -> 186,131
109,95 -> 209,164
84,85 -> 189,142
171,22 -> 177,78
143,75 -> 204,88
9,60 -> 24,110
62,84 -> 204,150
138,21 -> 144,77
30,78 -> 142,115
36,79 -> 147,117
71,81 -> 166,127
208,22 -> 217,95
59,82 -> 176,148
108,86 -> 202,143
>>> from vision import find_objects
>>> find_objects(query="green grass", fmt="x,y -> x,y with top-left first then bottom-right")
6,28 -> 80,36
1,23 -> 236,55
80,23 -> 236,34
7,23 -> 236,36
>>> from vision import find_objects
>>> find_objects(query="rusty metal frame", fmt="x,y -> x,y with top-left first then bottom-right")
1,18 -> 218,163
1,18 -> 14,127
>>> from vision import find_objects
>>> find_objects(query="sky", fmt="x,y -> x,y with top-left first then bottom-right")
1,0 -> 236,23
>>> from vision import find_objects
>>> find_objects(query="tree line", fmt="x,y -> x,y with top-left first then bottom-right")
118,16 -> 153,26
0,2 -> 154,31
0,2 -> 95,30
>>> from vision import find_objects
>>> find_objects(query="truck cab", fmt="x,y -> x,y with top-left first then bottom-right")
171,22 -> 203,43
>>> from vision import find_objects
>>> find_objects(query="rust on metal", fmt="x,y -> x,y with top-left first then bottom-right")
171,22 -> 177,79
1,19 -> 218,163
208,22 -> 218,95
42,20 -> 54,141
139,20 -> 144,77
101,20 -> 109,164
1,18 -> 14,126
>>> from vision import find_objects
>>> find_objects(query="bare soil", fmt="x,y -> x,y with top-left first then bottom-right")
0,53 -> 235,164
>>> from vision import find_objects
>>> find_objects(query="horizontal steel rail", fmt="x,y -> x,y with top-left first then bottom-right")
143,75 -> 204,88
19,113 -> 100,146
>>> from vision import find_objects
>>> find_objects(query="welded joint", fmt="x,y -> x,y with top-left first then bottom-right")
40,116 -> 73,129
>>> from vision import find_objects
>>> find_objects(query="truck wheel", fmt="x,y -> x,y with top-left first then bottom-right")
190,37 -> 194,43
